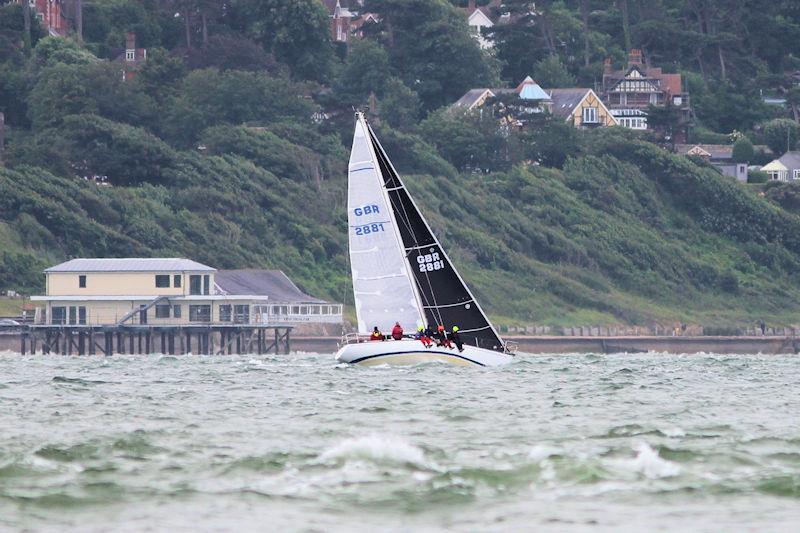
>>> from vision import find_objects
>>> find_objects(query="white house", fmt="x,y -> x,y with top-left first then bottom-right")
761,152 -> 800,181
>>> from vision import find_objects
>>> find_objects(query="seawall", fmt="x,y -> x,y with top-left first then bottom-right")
294,335 -> 800,355
4,331 -> 798,355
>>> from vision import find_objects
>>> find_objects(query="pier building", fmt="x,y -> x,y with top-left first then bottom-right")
30,258 -> 342,327
20,258 -> 342,355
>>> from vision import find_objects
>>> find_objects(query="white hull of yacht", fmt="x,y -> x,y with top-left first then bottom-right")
335,339 -> 513,367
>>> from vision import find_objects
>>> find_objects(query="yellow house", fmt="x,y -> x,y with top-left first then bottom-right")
30,258 -> 342,326
548,88 -> 618,128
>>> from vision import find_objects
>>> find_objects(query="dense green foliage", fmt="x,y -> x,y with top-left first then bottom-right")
2,0 -> 800,327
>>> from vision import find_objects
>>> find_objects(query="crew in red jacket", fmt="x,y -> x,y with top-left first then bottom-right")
391,321 -> 404,340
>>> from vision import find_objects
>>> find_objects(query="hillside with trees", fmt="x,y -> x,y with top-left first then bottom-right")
2,0 -> 800,327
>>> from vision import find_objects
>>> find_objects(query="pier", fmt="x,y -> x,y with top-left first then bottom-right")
11,324 -> 292,356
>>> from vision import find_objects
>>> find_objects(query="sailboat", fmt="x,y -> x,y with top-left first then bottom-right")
335,113 -> 515,367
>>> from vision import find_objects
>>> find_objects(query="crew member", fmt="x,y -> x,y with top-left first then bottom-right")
451,326 -> 463,352
370,326 -> 384,341
391,321 -> 404,340
416,325 -> 432,348
436,325 -> 453,348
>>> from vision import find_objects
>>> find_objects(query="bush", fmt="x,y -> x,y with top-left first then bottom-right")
761,118 -> 800,155
748,170 -> 769,184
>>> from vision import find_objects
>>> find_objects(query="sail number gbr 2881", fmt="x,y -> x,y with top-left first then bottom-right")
417,252 -> 444,272
353,204 -> 386,235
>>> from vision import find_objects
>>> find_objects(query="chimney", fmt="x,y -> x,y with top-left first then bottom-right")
125,32 -> 136,52
603,57 -> 612,73
468,0 -> 476,10
628,49 -> 643,67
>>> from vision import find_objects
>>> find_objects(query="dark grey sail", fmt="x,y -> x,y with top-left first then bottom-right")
365,121 -> 506,352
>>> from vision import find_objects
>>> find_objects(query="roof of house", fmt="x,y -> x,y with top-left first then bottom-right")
214,270 -> 326,303
548,88 -> 592,120
763,151 -> 800,171
675,144 -> 734,160
605,65 -> 682,96
45,258 -> 216,273
517,76 -> 551,100
454,88 -> 495,109
463,0 -> 507,23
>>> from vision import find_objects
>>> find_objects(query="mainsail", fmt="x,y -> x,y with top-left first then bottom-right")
347,116 -> 424,334
362,118 -> 506,352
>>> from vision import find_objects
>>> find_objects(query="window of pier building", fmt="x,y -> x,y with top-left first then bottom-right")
219,305 -> 232,322
189,275 -> 211,295
189,304 -> 211,322
234,305 -> 250,324
173,275 -> 182,288
79,275 -> 86,288
52,306 -> 66,325
173,305 -> 181,318
155,304 -> 171,319
155,275 -> 170,288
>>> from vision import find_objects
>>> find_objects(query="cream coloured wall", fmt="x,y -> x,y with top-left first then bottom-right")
47,272 -> 214,297
570,91 -> 618,127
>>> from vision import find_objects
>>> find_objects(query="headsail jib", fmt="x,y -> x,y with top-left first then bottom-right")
347,114 -> 424,335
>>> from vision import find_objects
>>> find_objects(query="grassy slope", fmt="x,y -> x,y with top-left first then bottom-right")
3,127 -> 800,327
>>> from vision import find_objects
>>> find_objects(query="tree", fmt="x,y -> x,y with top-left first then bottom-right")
419,107 -> 506,171
365,0 -> 498,110
512,113 -> 578,168
161,68 -> 315,146
533,55 -> 576,88
732,136 -> 754,163
762,118 -> 800,155
228,0 -> 334,81
378,77 -> 421,130
27,61 -> 154,129
333,39 -> 391,106
485,1 -> 539,83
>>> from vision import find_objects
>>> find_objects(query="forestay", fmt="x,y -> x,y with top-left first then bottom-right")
347,117 -> 424,334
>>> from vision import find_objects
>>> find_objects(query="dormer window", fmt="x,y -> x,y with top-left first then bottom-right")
582,107 -> 598,124
126,50 -> 135,61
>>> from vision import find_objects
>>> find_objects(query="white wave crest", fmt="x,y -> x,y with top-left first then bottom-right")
630,442 -> 681,479
319,435 -> 435,470
528,444 -> 562,462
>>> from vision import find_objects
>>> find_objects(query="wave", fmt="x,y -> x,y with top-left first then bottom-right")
318,435 -> 436,470
626,442 -> 681,479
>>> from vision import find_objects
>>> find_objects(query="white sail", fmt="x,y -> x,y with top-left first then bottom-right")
348,115 -> 423,334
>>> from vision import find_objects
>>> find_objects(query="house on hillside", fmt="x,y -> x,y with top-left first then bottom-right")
600,49 -> 690,142
114,32 -> 146,82
675,144 -> 748,182
323,0 -> 377,44
760,152 -> 800,181
30,258 -> 341,326
455,77 -> 617,129
19,0 -> 70,36
549,88 -> 618,128
461,0 -> 506,49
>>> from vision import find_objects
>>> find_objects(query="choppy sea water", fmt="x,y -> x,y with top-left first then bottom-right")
0,352 -> 799,532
